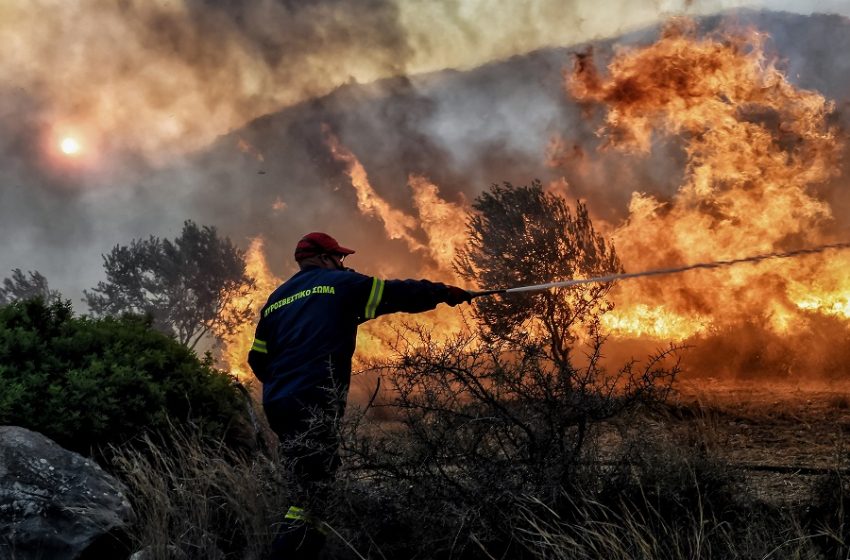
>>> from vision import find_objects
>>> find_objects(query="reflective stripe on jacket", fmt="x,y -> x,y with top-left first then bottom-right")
248,266 -> 450,408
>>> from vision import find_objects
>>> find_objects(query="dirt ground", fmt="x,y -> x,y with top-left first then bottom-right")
654,378 -> 850,506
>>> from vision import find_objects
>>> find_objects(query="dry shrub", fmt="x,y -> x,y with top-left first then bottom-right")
326,325 -> 681,559
107,360 -> 850,560
828,394 -> 850,410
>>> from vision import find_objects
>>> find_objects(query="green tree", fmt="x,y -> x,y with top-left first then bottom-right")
456,180 -> 622,371
85,220 -> 254,349
0,269 -> 61,305
0,298 -> 247,455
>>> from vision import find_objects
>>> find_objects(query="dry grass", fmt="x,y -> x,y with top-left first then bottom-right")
108,386 -> 850,559
112,427 -> 292,559
518,493 -> 827,560
111,429 -> 850,559
827,394 -> 850,410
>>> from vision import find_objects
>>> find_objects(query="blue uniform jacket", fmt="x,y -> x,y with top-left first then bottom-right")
247,266 -> 450,411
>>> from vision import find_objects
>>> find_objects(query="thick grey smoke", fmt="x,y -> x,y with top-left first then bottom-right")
1,1 -> 850,304
165,10 -> 850,279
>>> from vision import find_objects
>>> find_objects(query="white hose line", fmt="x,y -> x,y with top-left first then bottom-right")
494,241 -> 850,294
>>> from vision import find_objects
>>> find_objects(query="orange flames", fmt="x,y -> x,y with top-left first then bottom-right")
408,174 -> 469,278
324,127 -> 467,283
224,146 -> 468,380
565,20 -> 849,340
324,128 -> 424,253
226,20 -> 850,384
323,132 -> 467,370
223,237 -> 281,382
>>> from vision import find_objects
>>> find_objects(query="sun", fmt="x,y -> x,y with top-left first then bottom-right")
60,137 -> 81,156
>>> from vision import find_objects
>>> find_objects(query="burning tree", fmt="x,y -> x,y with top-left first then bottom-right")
85,221 -> 255,350
456,180 -> 621,371
328,182 -> 680,558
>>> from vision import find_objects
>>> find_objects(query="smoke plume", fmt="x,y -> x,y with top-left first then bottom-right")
4,2 -> 850,386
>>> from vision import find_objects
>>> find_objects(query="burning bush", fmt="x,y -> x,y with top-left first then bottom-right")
456,180 -> 621,373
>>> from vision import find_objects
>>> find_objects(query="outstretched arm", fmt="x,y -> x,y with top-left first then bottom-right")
360,277 -> 471,320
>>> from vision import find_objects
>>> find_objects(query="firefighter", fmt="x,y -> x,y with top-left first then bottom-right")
248,232 -> 471,558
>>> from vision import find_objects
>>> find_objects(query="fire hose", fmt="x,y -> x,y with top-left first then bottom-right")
469,241 -> 850,298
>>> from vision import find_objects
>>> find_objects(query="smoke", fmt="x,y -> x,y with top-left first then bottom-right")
2,0 -> 850,311
2,0 -> 414,161
2,0 -> 785,162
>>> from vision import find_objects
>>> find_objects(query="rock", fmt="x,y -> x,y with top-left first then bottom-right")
0,426 -> 133,560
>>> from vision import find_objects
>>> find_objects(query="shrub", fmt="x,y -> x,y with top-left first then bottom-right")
0,298 -> 247,455
331,326 -> 681,559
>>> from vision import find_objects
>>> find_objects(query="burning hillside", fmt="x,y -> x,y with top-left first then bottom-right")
216,14 -> 850,383
560,21 -> 850,381
564,20 -> 847,338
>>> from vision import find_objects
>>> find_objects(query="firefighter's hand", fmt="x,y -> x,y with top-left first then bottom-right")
445,286 -> 473,306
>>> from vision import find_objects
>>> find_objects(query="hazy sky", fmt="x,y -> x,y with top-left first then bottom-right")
3,0 -> 847,162
2,0 -> 849,302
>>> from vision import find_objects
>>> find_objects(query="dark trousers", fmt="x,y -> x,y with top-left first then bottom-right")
264,400 -> 342,559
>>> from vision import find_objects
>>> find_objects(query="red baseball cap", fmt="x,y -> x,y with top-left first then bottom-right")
294,232 -> 356,261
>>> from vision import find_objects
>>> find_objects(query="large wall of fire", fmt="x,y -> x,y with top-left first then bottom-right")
225,17 -> 850,386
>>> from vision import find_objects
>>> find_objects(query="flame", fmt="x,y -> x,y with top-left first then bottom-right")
236,137 -> 265,162
223,237 -> 281,381
408,174 -> 468,281
224,173 -> 469,380
325,128 -> 424,252
601,304 -> 708,341
787,257 -> 850,319
322,144 -> 468,365
324,129 -> 469,281
226,20 -> 850,386
565,20 -> 848,341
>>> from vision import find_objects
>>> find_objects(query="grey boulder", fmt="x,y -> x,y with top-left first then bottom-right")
0,426 -> 133,559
